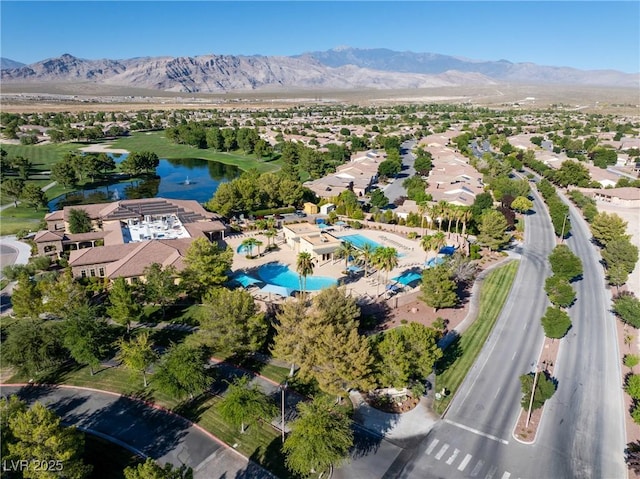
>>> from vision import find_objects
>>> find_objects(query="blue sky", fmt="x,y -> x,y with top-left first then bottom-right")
1,1 -> 638,72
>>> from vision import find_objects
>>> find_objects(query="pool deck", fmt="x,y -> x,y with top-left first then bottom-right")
224,226 -> 453,302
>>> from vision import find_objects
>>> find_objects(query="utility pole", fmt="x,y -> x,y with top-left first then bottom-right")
526,366 -> 540,428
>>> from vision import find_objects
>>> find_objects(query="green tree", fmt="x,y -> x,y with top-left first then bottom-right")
519,372 -> 556,410
153,344 -> 212,401
7,402 -> 92,479
590,212 -> 629,247
10,273 -> 43,319
63,304 -> 110,375
117,332 -> 157,387
477,210 -> 510,251
2,319 -> 66,376
552,160 -> 590,187
2,177 -> 24,206
548,244 -> 583,281
541,306 -> 572,339
511,196 -> 533,213
41,270 -> 89,319
602,238 -> 639,278
198,287 -> 268,356
296,251 -> 315,295
420,264 -> 458,312
357,242 -> 376,276
20,183 -> 47,210
471,192 -> 494,219
124,458 -> 192,479
241,237 -> 260,258
283,396 -> 353,476
626,374 -> 640,400
624,354 -> 640,372
107,278 -> 141,333
217,376 -> 277,433
68,208 -> 93,234
51,161 -> 78,188
374,323 -> 443,388
0,395 -> 27,458
612,293 -> 640,328
544,275 -> 576,308
377,159 -> 401,179
181,238 -> 233,300
271,298 -> 309,377
370,189 -> 389,208
142,263 -> 180,319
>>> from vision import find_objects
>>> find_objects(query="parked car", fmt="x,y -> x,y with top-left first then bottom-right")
274,214 -> 285,219
294,210 -> 307,217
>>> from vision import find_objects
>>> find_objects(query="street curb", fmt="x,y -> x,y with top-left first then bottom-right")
0,383 -> 263,467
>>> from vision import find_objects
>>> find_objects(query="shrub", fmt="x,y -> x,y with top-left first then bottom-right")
613,292 -> 640,328
520,371 -> 556,410
627,374 -> 640,400
632,405 -> 640,425
624,354 -> 640,371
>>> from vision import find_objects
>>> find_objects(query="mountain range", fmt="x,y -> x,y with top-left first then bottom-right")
1,48 -> 637,93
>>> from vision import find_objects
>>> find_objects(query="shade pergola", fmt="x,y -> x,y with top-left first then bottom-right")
391,271 -> 422,286
260,284 -> 295,297
231,273 -> 264,288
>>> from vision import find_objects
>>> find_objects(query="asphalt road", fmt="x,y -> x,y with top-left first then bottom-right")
537,191 -> 626,478
0,385 -> 273,479
337,179 -> 626,478
381,140 -> 416,205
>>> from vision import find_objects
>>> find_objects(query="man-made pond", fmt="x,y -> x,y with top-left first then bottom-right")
48,156 -> 240,211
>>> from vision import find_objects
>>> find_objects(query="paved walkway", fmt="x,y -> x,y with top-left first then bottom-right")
0,235 -> 33,314
0,180 -> 57,212
0,384 -> 274,479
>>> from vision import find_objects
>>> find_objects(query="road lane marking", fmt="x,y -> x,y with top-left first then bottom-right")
458,454 -> 473,471
485,465 -> 498,479
446,448 -> 460,465
425,439 -> 439,455
493,387 -> 501,399
470,460 -> 484,477
512,351 -> 517,360
501,473 -> 511,479
443,419 -> 509,444
435,444 -> 449,460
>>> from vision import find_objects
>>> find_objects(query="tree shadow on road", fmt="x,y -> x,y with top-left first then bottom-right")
60,393 -> 190,460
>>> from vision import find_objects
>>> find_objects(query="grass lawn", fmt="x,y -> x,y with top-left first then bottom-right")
0,205 -> 48,235
434,260 -> 520,414
110,131 -> 280,174
1,142 -> 84,170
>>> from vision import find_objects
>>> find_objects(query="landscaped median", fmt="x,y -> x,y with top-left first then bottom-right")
433,260 -> 520,415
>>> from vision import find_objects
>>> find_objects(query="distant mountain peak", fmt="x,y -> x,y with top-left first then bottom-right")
0,57 -> 25,69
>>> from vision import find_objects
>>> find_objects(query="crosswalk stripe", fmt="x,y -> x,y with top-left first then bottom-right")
458,453 -> 473,471
435,444 -> 449,460
501,473 -> 511,479
446,448 -> 460,465
485,465 -> 498,479
470,459 -> 484,477
425,439 -> 439,455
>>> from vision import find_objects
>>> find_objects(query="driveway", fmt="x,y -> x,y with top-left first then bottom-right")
0,384 -> 274,479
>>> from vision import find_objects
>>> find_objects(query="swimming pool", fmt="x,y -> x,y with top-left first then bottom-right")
341,234 -> 384,251
258,263 -> 337,291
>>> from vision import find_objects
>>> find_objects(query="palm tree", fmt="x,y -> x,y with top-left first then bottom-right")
254,239 -> 264,256
336,241 -> 356,272
296,252 -> 315,295
461,209 -> 472,238
372,246 -> 399,294
420,231 -> 447,261
418,201 -> 429,236
358,243 -> 376,276
264,228 -> 277,251
241,237 -> 259,258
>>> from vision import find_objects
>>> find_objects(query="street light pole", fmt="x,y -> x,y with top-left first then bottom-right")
560,214 -> 568,243
525,366 -> 540,428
